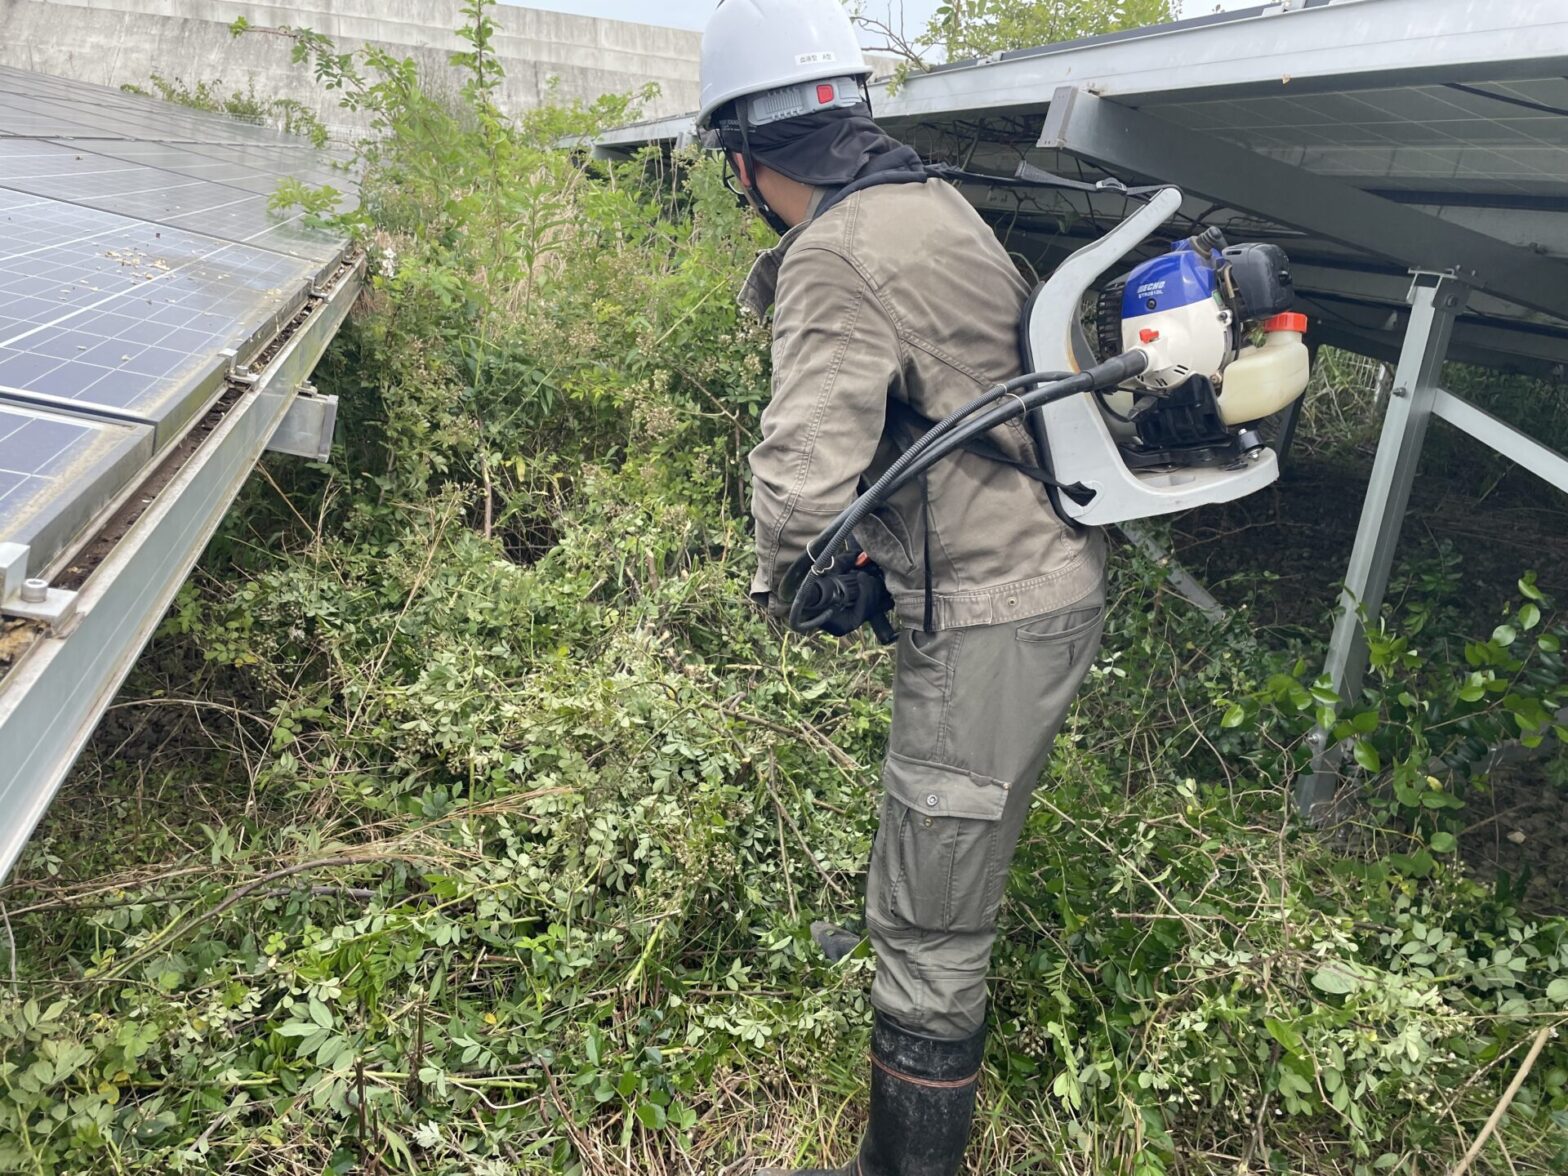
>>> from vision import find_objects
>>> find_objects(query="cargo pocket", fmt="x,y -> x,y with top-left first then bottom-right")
874,752 -> 1012,935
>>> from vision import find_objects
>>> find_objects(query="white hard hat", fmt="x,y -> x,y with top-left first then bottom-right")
696,0 -> 873,131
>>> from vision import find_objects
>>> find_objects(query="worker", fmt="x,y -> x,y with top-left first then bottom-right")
697,1 -> 1108,1173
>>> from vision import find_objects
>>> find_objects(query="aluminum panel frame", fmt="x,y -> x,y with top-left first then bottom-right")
0,403 -> 154,585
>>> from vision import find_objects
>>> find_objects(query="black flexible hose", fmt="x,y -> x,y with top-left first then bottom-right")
804,370 -> 1069,565
787,349 -> 1149,633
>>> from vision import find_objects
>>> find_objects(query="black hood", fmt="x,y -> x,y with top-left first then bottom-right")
719,107 -> 924,188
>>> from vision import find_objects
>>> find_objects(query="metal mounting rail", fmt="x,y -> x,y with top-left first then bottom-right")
0,256 -> 365,882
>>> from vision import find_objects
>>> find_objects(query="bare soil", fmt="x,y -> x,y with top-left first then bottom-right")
1167,452 -> 1568,634
1457,759 -> 1568,915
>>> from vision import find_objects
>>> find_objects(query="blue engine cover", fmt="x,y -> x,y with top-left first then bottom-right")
1122,248 -> 1217,321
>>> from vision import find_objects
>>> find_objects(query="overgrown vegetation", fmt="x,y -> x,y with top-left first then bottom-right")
4,5 -> 1567,1173
120,74 -> 331,148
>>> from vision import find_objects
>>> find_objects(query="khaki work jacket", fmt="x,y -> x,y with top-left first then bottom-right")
743,176 -> 1105,630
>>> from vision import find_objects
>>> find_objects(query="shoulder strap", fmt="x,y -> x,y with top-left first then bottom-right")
886,399 -> 1095,506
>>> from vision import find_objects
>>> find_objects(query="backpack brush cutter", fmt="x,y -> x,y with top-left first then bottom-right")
784,186 -> 1311,638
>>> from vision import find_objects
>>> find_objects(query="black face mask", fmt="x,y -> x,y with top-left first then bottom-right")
739,109 -> 922,188
718,108 -> 791,236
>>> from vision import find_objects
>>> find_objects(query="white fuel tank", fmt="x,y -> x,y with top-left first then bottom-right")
1218,313 -> 1310,425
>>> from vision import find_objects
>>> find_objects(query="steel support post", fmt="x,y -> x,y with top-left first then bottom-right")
1298,272 -> 1470,815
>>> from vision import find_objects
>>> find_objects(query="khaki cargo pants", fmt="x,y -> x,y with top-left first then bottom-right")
865,579 -> 1106,1039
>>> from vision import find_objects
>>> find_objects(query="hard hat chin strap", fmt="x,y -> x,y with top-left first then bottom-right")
730,102 -> 792,237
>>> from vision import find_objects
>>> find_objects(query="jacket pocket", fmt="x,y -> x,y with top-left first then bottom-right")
875,753 -> 1011,934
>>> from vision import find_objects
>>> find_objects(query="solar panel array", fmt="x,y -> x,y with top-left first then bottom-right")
873,1 -> 1568,373
0,65 -> 353,585
1157,80 -> 1568,203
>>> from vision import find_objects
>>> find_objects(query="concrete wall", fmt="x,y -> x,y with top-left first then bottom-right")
0,0 -> 702,133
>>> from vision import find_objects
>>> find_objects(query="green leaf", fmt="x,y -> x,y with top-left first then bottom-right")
1547,978 -> 1568,1005
1519,603 -> 1541,631
1352,741 -> 1381,773
1540,633 -> 1560,653
1220,703 -> 1246,729
634,1100 -> 667,1129
1264,1016 -> 1304,1056
1311,965 -> 1358,996
1519,574 -> 1544,602
1493,624 -> 1517,647
1429,831 -> 1457,853
309,997 -> 334,1029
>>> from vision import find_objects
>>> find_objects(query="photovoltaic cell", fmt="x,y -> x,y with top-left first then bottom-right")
0,401 -> 152,575
0,62 -> 353,579
0,196 -> 315,441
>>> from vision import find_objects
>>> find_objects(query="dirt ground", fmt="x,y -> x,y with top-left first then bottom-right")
1167,451 -> 1568,634
1456,759 -> 1568,914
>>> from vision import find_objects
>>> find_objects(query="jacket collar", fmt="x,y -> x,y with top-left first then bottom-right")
738,218 -> 813,318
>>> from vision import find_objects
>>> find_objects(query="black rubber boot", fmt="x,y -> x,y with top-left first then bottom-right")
759,1012 -> 985,1176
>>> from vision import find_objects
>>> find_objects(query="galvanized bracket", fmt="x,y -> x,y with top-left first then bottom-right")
267,383 -> 339,463
2,583 -> 78,629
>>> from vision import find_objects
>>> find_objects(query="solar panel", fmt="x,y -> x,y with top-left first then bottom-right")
0,62 -> 353,580
0,138 -> 347,265
0,197 -> 316,444
0,63 -> 362,881
0,401 -> 152,577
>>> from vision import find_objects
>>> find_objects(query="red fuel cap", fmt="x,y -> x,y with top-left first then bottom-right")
1264,312 -> 1308,333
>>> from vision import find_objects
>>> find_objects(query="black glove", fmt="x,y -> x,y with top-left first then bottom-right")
791,558 -> 896,642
